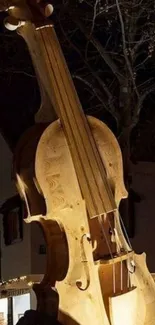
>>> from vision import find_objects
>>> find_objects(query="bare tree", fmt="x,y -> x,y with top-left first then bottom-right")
51,0 -> 155,233
53,0 -> 155,168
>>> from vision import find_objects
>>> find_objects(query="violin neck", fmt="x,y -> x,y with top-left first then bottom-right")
18,23 -> 56,123
20,23 -> 116,218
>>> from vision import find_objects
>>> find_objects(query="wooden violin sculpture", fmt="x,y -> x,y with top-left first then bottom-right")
2,1 -> 155,324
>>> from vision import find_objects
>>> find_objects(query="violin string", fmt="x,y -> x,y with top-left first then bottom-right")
103,211 -> 131,293
127,268 -> 130,289
113,228 -> 124,291
121,259 -> 123,291
107,209 -> 134,291
112,225 -> 126,292
119,212 -> 132,250
97,211 -> 123,294
106,214 -> 123,292
43,27 -> 113,218
42,26 -> 133,294
118,211 -> 134,288
97,214 -> 116,294
107,215 -> 121,255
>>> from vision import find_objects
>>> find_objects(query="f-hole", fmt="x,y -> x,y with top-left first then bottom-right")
31,219 -> 69,286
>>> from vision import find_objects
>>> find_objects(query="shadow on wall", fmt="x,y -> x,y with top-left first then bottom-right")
131,162 -> 155,272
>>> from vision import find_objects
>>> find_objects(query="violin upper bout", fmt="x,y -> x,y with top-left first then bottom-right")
35,119 -> 83,215
87,116 -> 128,207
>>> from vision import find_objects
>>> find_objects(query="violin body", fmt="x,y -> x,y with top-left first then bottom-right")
14,115 -> 155,325
2,1 -> 155,324
35,117 -> 155,325
34,116 -> 128,324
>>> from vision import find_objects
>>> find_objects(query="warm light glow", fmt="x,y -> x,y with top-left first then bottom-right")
6,6 -> 15,11
20,276 -> 27,281
0,276 -> 34,287
109,287 -> 143,325
27,282 -> 33,287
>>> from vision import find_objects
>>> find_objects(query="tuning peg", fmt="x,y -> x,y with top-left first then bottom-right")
5,5 -> 15,11
38,2 -> 54,17
4,16 -> 25,31
44,3 -> 53,17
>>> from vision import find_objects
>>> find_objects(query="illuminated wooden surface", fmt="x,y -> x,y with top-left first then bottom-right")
109,287 -> 138,325
2,2 -> 155,324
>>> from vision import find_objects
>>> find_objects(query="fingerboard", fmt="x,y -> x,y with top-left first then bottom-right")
20,23 -> 116,218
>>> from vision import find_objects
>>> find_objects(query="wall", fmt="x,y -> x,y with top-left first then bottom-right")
0,135 -> 46,281
30,222 -> 46,275
0,298 -> 7,325
0,135 -> 31,280
131,162 -> 155,272
0,221 -> 31,281
29,289 -> 36,310
13,294 -> 30,325
0,206 -> 46,281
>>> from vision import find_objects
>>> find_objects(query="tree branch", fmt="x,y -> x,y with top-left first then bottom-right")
116,0 -> 139,98
68,15 -> 124,83
73,74 -> 119,122
132,83 -> 155,127
58,14 -> 117,115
